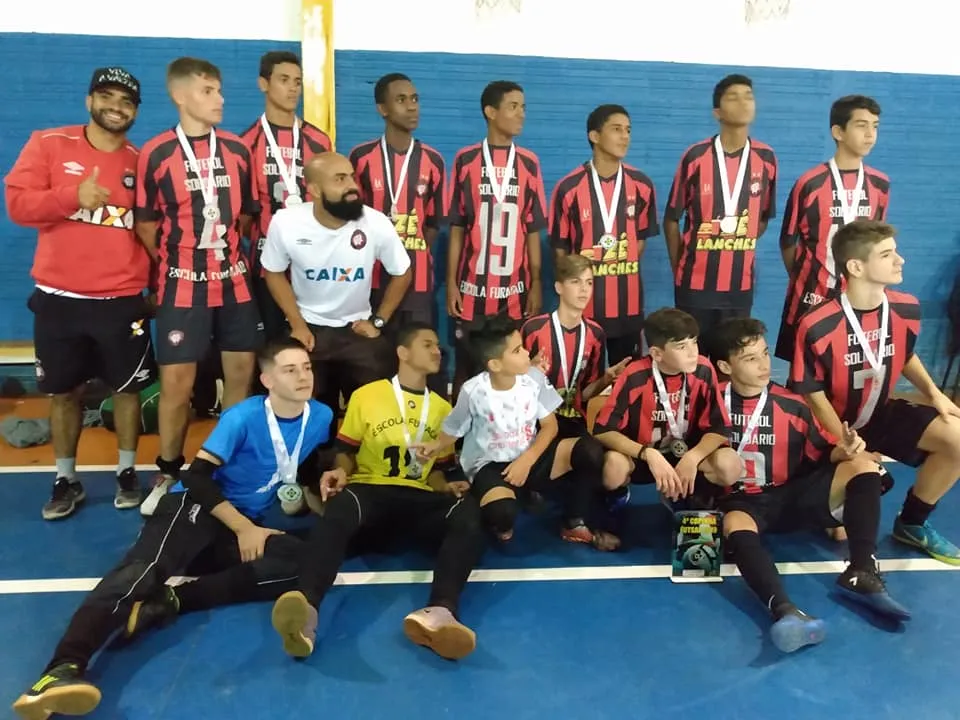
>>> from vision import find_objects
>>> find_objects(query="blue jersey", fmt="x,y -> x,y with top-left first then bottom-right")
175,396 -> 333,519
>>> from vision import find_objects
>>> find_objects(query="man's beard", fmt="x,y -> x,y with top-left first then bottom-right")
90,108 -> 134,135
322,192 -> 364,221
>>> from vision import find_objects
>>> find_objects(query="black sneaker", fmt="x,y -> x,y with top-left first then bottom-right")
126,586 -> 180,640
41,478 -> 85,521
114,467 -> 143,510
836,563 -> 911,620
769,605 -> 826,653
11,662 -> 101,719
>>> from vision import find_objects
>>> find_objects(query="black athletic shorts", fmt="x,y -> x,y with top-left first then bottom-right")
155,300 -> 264,365
556,414 -> 588,440
717,464 -> 841,534
627,447 -> 722,504
251,273 -> 288,342
858,398 -> 937,468
674,302 -> 751,360
29,289 -> 156,395
450,318 -> 484,385
470,437 -> 561,499
773,315 -> 798,364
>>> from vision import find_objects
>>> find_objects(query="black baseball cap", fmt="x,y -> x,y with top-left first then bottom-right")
89,67 -> 141,106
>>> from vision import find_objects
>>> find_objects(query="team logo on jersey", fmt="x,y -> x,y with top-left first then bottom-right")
167,330 -> 184,346
350,229 -> 367,250
750,181 -> 760,195
123,173 -> 136,189
416,183 -> 427,197
626,204 -> 636,218
62,161 -> 84,176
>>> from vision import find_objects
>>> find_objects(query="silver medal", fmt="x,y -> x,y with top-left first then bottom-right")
670,439 -> 689,457
719,216 -> 737,234
407,458 -> 423,479
277,483 -> 304,515
600,233 -> 617,250
203,204 -> 220,222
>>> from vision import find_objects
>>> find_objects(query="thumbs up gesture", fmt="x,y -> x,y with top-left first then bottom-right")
77,167 -> 110,210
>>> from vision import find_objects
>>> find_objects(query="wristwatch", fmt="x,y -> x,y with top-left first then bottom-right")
638,444 -> 651,462
370,314 -> 385,330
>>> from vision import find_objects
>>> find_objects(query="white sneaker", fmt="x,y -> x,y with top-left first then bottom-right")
402,606 -> 476,660
140,475 -> 177,516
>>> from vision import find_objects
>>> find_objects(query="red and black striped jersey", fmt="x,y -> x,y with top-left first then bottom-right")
789,290 -> 919,428
779,162 -> 890,326
521,312 -> 606,420
135,127 -> 258,308
448,142 -> 547,321
665,135 -> 778,308
548,162 -> 659,337
239,117 -> 331,277
593,354 -> 731,449
349,138 -> 446,296
720,381 -> 834,495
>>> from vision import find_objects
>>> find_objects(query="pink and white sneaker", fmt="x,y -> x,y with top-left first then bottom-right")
403,606 -> 476,660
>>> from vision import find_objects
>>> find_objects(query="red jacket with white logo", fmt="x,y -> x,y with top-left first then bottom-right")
4,125 -> 150,297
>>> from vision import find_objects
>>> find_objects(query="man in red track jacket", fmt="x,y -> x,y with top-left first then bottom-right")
4,67 -> 155,521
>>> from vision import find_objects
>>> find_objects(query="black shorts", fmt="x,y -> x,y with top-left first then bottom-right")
627,448 -> 722,504
859,398 -> 937,468
251,273 -> 288,342
374,287 -> 437,328
773,316 -> 796,364
155,301 -> 264,365
598,314 -> 644,364
29,290 -> 156,395
450,318 -> 484,384
556,414 -> 588,440
673,304 -> 750,359
605,334 -> 642,367
470,437 -> 561,499
718,464 -> 841,534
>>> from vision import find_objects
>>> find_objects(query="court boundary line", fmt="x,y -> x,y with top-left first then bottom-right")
0,458 -> 896,474
0,557 -> 955,595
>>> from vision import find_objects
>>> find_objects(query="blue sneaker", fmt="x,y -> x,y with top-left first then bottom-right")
769,607 -> 826,653
836,563 -> 911,621
606,485 -> 631,514
892,516 -> 960,566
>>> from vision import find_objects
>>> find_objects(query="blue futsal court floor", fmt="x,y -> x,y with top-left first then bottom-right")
2,463 -> 960,719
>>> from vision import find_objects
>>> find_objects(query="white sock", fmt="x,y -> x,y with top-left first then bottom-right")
55,458 -> 76,481
118,450 -> 137,475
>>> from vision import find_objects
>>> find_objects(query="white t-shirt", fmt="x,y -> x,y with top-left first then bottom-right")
442,368 -> 562,481
260,203 -> 411,327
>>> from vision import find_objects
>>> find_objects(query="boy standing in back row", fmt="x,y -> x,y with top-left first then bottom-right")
447,80 -> 548,399
775,95 -> 888,361
135,57 -> 262,515
549,104 -> 659,364
350,72 -> 448,396
663,74 -> 778,357
240,51 -> 332,342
